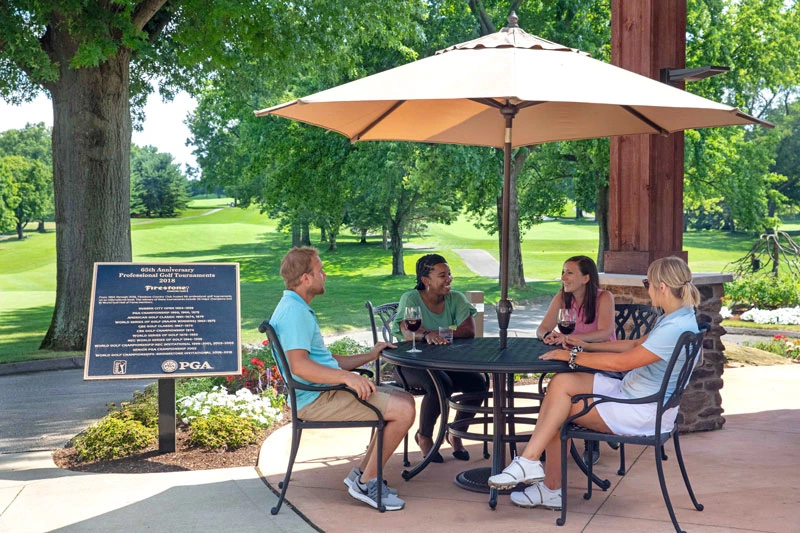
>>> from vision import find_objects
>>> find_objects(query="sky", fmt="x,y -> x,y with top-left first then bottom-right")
0,89 -> 198,171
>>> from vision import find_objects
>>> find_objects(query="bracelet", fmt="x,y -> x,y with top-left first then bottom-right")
420,330 -> 431,340
568,346 -> 583,370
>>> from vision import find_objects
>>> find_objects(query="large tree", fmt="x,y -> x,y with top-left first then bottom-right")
0,1 -> 420,350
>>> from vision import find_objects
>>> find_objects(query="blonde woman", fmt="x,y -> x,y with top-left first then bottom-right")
488,256 -> 700,510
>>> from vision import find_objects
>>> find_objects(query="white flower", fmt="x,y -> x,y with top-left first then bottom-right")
740,306 -> 800,325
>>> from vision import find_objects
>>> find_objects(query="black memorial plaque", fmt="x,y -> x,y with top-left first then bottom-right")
84,263 -> 241,380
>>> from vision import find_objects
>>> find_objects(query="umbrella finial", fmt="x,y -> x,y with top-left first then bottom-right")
507,11 -> 519,28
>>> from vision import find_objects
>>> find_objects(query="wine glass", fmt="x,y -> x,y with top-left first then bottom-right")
404,306 -> 423,353
557,308 -> 576,335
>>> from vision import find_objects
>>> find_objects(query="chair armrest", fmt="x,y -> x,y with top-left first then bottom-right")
356,368 -> 374,378
291,368 -> 373,393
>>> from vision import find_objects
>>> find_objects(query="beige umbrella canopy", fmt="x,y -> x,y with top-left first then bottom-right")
256,13 -> 771,344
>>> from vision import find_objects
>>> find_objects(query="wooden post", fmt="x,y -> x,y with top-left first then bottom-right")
466,291 -> 484,338
605,0 -> 688,274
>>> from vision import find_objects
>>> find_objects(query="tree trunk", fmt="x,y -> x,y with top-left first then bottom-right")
291,223 -> 301,247
596,181 -> 610,272
40,49 -> 133,350
320,226 -> 327,243
576,207 -> 583,219
327,228 -> 337,252
382,224 -> 389,250
16,221 -> 24,240
389,220 -> 405,276
360,228 -> 367,244
301,222 -> 310,246
37,220 -> 46,233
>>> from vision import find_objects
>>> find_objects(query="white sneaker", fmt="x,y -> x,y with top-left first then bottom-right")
510,481 -> 562,509
487,456 -> 545,489
343,467 -> 399,495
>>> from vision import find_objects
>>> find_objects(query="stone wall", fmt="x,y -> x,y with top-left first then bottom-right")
599,273 -> 731,432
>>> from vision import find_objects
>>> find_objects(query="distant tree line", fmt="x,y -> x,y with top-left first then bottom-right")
0,124 -> 190,238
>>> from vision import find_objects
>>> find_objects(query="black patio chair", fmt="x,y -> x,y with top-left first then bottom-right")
259,320 -> 388,514
556,324 -> 708,533
365,300 -> 490,466
584,303 -> 662,471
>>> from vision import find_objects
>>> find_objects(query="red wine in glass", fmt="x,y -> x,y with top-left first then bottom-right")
558,308 -> 576,335
405,318 -> 422,332
404,306 -> 422,353
558,320 -> 576,335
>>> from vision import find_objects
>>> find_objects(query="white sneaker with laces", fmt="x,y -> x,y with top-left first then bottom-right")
487,456 -> 545,489
510,481 -> 562,509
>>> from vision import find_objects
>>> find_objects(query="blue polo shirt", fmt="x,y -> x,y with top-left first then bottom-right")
270,290 -> 340,410
621,306 -> 699,400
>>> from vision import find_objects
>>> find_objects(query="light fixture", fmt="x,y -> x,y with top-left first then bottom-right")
660,65 -> 730,85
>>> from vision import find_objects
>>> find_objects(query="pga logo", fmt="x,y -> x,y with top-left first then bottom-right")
161,360 -> 213,373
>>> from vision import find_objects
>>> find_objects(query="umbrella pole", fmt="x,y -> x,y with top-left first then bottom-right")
497,106 -> 517,349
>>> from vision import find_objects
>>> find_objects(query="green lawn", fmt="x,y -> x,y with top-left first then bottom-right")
0,201 -> 784,363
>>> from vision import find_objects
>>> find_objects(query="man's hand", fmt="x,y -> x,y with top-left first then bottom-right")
367,341 -> 396,361
342,371 -> 377,400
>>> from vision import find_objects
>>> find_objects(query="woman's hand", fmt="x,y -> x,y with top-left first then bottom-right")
424,331 -> 449,345
540,349 -> 570,362
561,336 -> 588,350
543,331 -> 564,345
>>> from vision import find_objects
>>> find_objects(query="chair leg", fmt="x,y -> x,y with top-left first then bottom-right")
403,433 -> 410,467
618,443 -> 626,476
556,436 -> 569,526
483,396 -> 490,459
673,433 -> 704,511
376,425 -> 385,512
271,426 -> 303,515
654,440 -> 684,533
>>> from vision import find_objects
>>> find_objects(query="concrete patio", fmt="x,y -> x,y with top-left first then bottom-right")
258,365 -> 800,532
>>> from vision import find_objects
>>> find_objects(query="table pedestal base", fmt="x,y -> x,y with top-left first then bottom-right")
454,467 -> 514,495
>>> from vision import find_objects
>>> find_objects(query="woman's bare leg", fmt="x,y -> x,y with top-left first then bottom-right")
517,372 -> 613,489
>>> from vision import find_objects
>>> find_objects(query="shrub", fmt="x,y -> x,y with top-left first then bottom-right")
723,273 -> 800,309
189,410 -> 259,450
109,386 -> 159,428
73,417 -> 156,462
743,335 -> 800,360
177,386 -> 283,428
327,336 -> 370,355
223,340 -> 283,395
176,377 -> 220,398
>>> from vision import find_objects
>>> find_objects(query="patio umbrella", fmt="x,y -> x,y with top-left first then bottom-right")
255,13 -> 771,347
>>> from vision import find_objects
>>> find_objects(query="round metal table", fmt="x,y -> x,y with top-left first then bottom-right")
383,337 -> 608,508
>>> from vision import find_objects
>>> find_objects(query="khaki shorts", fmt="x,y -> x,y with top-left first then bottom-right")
297,385 -> 395,422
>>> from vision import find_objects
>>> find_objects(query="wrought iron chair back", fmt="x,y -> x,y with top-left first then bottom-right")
259,320 -> 387,514
365,300 -> 490,465
614,303 -> 661,340
556,324 -> 708,533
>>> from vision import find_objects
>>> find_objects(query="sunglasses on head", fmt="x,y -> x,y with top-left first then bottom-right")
642,278 -> 650,290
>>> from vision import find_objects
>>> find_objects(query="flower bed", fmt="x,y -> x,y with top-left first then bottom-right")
720,306 -> 800,325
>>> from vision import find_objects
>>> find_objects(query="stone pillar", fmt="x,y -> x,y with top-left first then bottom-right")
599,272 -> 731,432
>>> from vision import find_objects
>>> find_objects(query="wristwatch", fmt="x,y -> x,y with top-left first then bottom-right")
568,346 -> 583,370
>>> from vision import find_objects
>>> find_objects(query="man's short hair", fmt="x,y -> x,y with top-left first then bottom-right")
280,247 -> 319,289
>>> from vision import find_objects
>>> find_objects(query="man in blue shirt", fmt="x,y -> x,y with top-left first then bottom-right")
270,247 -> 416,511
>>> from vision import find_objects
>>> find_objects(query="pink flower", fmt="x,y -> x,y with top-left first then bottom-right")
774,334 -> 786,340
251,357 -> 265,367
262,339 -> 269,346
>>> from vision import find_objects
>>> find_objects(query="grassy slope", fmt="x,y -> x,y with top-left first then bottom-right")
1,203 -> 796,363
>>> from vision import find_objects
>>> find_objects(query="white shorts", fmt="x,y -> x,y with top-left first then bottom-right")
592,374 -> 677,436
